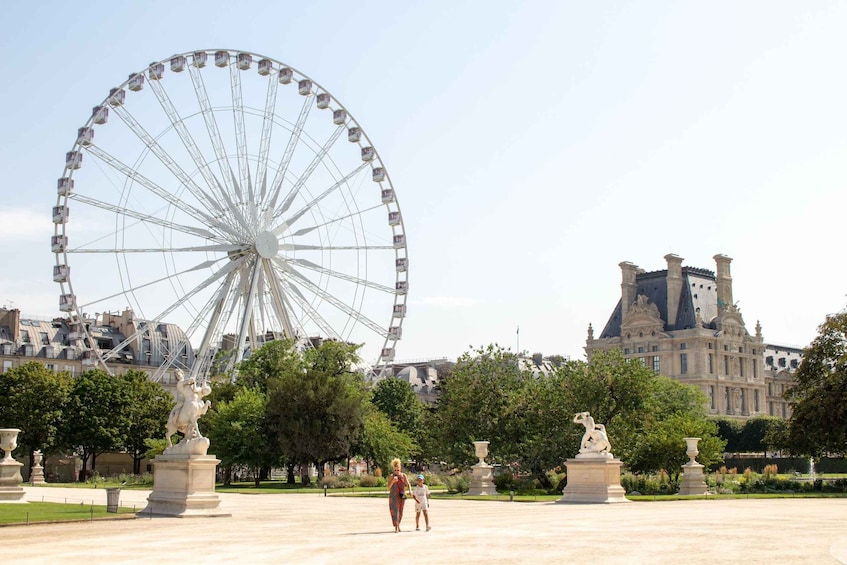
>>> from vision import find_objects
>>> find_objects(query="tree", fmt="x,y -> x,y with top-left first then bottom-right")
358,404 -> 417,473
61,369 -> 132,480
738,416 -> 782,456
784,310 -> 847,457
236,338 -> 301,391
120,369 -> 172,474
264,340 -> 366,484
432,344 -> 533,469
371,377 -> 422,434
714,417 -> 744,453
0,362 -> 72,466
206,387 -> 279,485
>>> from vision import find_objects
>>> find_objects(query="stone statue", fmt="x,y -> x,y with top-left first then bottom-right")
165,369 -> 212,454
574,412 -> 611,456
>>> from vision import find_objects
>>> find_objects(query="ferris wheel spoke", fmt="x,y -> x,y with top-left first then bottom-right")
233,258 -> 263,364
78,254 -> 242,313
280,261 -> 389,338
230,62 -> 251,206
281,243 -> 395,252
187,64 -> 240,208
261,258 -> 296,338
290,258 -> 396,294
291,203 -> 383,237
278,276 -> 341,340
69,193 -> 217,240
187,268 -> 238,381
256,77 -> 279,202
273,162 -> 369,235
266,95 -> 313,213
146,78 -> 232,206
85,258 -> 243,366
274,125 -> 346,219
76,257 -> 229,310
110,104 -> 227,219
68,244 -> 245,254
85,144 -> 237,241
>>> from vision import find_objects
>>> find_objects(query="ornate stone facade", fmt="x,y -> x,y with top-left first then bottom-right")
586,254 -> 794,420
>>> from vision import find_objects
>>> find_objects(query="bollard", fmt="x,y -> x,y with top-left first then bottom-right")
509,490 -> 514,502
324,485 -> 327,497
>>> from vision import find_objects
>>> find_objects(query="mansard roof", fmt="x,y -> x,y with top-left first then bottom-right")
599,266 -> 722,338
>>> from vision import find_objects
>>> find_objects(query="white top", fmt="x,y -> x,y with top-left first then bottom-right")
413,484 -> 430,510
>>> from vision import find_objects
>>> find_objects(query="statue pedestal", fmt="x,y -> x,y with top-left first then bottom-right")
678,462 -> 709,496
466,463 -> 496,496
30,464 -> 45,485
139,452 -> 229,518
557,455 -> 629,504
0,459 -> 26,503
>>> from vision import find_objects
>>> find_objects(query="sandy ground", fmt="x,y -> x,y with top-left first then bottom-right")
2,486 -> 847,564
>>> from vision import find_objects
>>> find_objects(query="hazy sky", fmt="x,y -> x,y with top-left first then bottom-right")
1,1 -> 845,363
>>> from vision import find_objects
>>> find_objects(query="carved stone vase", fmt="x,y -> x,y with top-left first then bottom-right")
0,429 -> 20,462
0,428 -> 25,502
467,441 -> 495,496
679,437 -> 708,496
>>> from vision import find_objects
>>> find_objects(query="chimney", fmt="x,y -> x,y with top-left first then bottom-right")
714,254 -> 733,309
665,254 -> 684,328
619,262 -> 640,318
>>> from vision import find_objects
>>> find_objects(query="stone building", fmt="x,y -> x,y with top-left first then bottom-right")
0,306 -> 186,388
585,254 -> 797,419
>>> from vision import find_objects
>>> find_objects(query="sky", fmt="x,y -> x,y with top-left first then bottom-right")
1,1 -> 845,364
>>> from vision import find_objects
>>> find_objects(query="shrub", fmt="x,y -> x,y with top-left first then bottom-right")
321,473 -> 356,489
444,472 -> 470,494
357,474 -> 385,488
493,473 -> 518,493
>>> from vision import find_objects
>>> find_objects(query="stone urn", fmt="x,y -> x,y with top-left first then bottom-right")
678,437 -> 708,496
467,440 -> 495,496
683,437 -> 700,465
473,441 -> 489,465
0,429 -> 20,462
0,428 -> 25,501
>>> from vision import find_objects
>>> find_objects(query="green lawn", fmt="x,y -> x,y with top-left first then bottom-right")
0,502 -> 136,525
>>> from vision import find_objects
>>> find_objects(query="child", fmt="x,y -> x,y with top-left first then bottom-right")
413,474 -> 431,531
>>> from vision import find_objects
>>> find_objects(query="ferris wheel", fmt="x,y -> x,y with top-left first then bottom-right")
52,49 -> 408,380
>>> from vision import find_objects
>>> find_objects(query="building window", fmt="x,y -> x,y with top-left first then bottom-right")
624,348 -> 630,355
637,346 -> 645,354
2,360 -> 11,373
22,332 -> 30,343
652,356 -> 660,374
739,359 -> 744,377
651,345 -> 659,352
754,390 -> 760,412
709,385 -> 715,409
723,344 -> 729,351
41,332 -> 50,345
753,360 -> 758,378
46,363 -> 57,372
680,343 -> 687,350
680,353 -> 688,374
708,343 -> 713,350
724,356 -> 729,375
708,353 -> 714,374
64,365 -> 75,377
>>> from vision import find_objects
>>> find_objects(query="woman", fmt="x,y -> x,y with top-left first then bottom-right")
386,458 -> 411,533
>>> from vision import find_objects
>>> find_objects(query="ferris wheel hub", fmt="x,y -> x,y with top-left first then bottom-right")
254,230 -> 280,258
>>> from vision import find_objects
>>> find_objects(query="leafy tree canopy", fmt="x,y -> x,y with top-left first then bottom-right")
0,361 -> 72,461
784,310 -> 847,457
